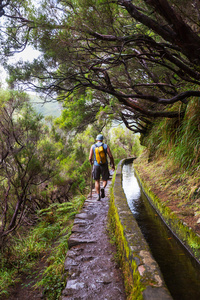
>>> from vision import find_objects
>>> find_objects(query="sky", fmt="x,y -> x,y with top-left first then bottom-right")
0,47 -> 61,117
1,46 -> 40,87
0,2 -> 61,117
9,46 -> 40,63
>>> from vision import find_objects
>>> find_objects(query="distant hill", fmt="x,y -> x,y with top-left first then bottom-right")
29,94 -> 62,118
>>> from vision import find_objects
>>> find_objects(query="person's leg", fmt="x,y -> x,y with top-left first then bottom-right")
93,165 -> 101,200
100,164 -> 110,198
100,180 -> 107,198
102,180 -> 107,188
95,179 -> 100,197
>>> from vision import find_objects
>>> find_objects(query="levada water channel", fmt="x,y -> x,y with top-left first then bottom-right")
122,162 -> 200,300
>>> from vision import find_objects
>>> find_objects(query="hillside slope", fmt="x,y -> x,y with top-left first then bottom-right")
134,151 -> 200,236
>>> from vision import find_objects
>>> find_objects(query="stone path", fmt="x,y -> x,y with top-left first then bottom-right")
61,180 -> 126,300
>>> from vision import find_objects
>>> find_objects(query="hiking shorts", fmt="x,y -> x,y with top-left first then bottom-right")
93,164 -> 110,181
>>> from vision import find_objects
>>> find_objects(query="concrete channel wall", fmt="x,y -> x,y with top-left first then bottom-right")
109,158 -> 173,300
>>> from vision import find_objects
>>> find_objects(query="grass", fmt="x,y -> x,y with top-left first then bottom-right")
135,150 -> 199,207
143,99 -> 200,171
0,196 -> 85,299
138,98 -> 200,214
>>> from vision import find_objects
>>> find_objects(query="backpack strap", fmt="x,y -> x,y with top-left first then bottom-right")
95,143 -> 104,148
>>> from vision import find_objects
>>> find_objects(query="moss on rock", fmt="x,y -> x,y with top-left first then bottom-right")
108,159 -> 172,300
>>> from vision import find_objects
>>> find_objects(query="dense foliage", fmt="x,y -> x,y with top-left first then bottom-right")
0,197 -> 85,299
0,0 -> 200,135
0,90 -> 59,244
144,99 -> 200,170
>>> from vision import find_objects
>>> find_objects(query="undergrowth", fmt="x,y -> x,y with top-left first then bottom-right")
143,99 -> 200,172
0,196 -> 85,299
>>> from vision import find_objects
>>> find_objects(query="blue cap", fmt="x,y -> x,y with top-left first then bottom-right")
96,134 -> 104,141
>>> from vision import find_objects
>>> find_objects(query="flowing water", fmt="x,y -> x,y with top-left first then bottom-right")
122,162 -> 200,300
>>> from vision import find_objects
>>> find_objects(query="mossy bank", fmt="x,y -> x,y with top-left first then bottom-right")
134,152 -> 200,262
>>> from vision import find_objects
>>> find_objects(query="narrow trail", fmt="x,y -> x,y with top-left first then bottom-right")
6,178 -> 126,300
61,179 -> 126,300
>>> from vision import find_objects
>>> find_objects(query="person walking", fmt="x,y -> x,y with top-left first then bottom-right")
89,134 -> 115,201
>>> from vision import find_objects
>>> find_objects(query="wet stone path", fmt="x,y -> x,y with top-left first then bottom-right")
61,181 -> 126,300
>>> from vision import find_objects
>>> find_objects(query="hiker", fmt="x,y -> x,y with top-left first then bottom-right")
89,134 -> 115,201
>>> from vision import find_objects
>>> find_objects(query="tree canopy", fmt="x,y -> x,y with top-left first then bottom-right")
1,0 -> 200,133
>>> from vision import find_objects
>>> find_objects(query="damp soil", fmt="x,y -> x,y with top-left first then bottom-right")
3,263 -> 44,300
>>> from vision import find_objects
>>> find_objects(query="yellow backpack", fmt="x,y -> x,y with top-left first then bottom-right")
95,144 -> 107,164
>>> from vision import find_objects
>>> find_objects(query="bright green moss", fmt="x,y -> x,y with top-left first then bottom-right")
108,175 -> 145,300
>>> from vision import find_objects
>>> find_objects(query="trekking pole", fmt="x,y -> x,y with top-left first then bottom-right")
90,165 -> 93,198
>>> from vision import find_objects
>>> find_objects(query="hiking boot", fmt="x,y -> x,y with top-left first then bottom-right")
97,194 -> 101,201
101,188 -> 105,198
